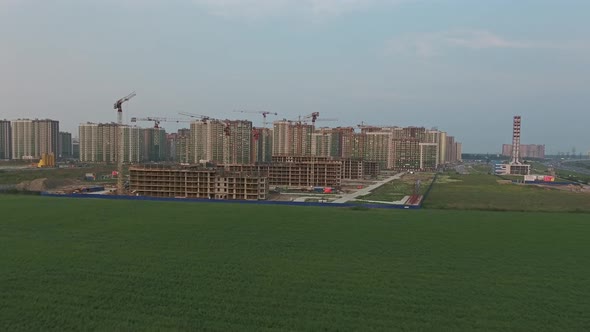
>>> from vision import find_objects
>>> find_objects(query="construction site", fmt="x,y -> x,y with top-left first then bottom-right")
0,92 -> 463,206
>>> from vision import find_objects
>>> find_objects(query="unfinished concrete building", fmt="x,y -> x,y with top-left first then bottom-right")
218,156 -> 344,189
269,156 -> 342,188
340,158 -> 380,179
129,165 -> 268,200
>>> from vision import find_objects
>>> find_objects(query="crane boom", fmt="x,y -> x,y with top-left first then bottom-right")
233,110 -> 278,127
179,112 -> 211,121
131,116 -> 191,128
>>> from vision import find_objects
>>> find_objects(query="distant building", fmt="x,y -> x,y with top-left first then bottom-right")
501,144 -> 545,159
11,119 -> 59,160
141,127 -> 167,162
0,120 -> 11,160
58,132 -> 72,159
79,123 -> 142,163
251,127 -> 273,163
72,138 -> 80,159
272,120 -> 313,156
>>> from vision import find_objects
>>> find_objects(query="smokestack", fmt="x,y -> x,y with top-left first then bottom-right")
510,115 -> 521,164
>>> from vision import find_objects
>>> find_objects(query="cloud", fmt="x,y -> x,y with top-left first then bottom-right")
385,29 -> 586,57
190,0 -> 410,18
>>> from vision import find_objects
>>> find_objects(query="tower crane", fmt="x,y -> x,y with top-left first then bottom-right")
113,91 -> 136,195
233,110 -> 278,128
131,116 -> 191,129
178,112 -> 211,121
292,112 -> 338,126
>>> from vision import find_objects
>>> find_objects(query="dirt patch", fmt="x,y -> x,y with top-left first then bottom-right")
15,178 -> 47,192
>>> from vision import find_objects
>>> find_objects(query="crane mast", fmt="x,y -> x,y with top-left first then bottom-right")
113,91 -> 136,195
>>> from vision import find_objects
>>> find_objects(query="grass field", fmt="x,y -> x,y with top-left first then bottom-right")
2,195 -> 590,330
424,173 -> 590,212
0,166 -> 118,185
358,173 -> 434,202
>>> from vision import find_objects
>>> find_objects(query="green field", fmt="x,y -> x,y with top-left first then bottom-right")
358,173 -> 433,202
424,173 -> 590,212
0,165 -> 117,185
2,195 -> 590,330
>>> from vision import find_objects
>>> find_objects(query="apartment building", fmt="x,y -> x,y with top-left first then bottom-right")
272,120 -> 313,156
364,131 -> 393,169
189,119 -> 252,164
123,126 -> 142,163
11,119 -> 59,160
79,123 -> 141,163
252,127 -> 273,163
58,132 -> 72,159
311,127 -> 344,158
141,127 -> 167,162
190,120 -> 225,163
0,120 -> 11,160
227,120 -> 253,164
501,144 -> 545,159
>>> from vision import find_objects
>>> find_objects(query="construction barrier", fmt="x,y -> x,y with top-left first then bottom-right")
418,173 -> 438,207
39,192 -> 422,210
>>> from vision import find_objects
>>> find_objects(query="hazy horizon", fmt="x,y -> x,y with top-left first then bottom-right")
1,0 -> 589,154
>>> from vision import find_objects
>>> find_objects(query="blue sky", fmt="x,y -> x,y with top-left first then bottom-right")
1,0 -> 589,153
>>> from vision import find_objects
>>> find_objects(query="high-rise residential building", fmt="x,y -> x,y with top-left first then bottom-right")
79,123 -> 100,162
438,131 -> 448,165
455,142 -> 462,162
100,123 -> 118,163
58,132 -> 72,159
72,138 -> 80,159
390,138 -> 421,170
337,127 -> 356,158
123,126 -> 142,163
190,119 -> 252,164
0,120 -> 11,160
501,144 -> 545,159
226,120 -> 252,164
419,143 -> 439,170
190,120 -> 225,163
272,120 -> 292,156
252,127 -> 273,163
11,120 -> 35,159
272,120 -> 313,156
175,129 -> 191,163
311,127 -> 344,158
79,123 -> 141,163
141,127 -> 167,162
11,119 -> 59,160
364,131 -> 393,169
34,120 -> 59,158
445,135 -> 456,164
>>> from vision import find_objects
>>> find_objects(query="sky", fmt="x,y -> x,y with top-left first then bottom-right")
1,0 -> 589,154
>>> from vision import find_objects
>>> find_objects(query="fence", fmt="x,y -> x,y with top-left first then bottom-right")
418,173 -> 438,207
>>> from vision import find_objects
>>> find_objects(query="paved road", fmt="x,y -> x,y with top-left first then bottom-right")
331,172 -> 405,204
